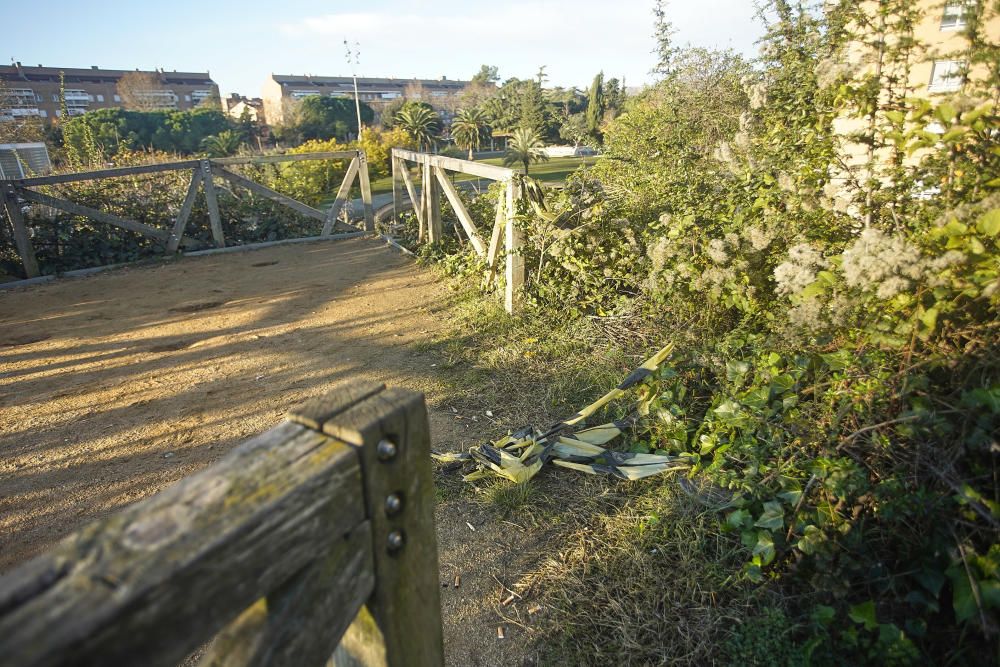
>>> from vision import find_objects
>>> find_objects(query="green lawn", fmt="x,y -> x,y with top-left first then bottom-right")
367,155 -> 596,196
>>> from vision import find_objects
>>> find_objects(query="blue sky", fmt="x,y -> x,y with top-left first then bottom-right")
4,1 -> 764,96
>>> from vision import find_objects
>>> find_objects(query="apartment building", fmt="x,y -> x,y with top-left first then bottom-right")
829,0 -> 1000,201
261,74 -> 471,125
0,63 -> 221,121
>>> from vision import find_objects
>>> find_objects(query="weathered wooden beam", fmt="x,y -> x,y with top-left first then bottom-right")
433,166 -> 485,256
391,157 -> 403,226
322,158 -> 360,237
0,421 -> 368,667
200,160 -> 225,248
397,161 -> 422,231
505,179 -> 524,314
358,152 -> 375,233
212,151 -> 358,166
14,187 -> 193,247
483,190 -> 506,288
213,166 -> 326,222
391,148 -> 513,181
291,386 -> 443,667
3,160 -> 200,188
166,168 -> 202,254
198,521 -> 374,667
1,185 -> 40,278
425,162 -> 442,245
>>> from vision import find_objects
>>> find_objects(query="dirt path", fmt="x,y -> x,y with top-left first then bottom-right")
0,238 -> 533,666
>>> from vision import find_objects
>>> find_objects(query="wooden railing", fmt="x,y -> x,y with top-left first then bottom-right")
391,149 -> 523,313
0,382 -> 443,667
0,150 -> 374,280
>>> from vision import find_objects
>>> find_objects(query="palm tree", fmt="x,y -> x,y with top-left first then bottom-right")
502,127 -> 549,175
394,105 -> 440,152
451,108 -> 489,160
200,130 -> 243,157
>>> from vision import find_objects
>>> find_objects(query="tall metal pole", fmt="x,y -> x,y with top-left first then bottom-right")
345,40 -> 363,138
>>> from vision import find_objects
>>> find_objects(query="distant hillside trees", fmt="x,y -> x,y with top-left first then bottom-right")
275,96 -> 374,146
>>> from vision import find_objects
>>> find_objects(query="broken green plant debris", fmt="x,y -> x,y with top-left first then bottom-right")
433,342 -> 693,482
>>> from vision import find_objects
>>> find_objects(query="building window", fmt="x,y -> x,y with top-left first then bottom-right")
97,94 -> 104,102
941,2 -> 971,30
114,94 -> 121,102
929,60 -> 965,92
185,95 -> 191,102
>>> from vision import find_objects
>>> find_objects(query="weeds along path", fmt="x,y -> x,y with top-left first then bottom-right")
0,238 -> 532,666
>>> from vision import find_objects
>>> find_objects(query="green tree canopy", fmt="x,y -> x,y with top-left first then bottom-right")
502,126 -> 548,175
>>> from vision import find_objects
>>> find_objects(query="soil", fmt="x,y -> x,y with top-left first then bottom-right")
0,238 -> 536,666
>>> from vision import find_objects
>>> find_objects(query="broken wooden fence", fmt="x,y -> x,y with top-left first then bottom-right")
0,150 -> 374,280
0,382 -> 442,667
390,148 -> 523,314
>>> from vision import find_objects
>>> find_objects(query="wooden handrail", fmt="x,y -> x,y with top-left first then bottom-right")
0,382 -> 443,667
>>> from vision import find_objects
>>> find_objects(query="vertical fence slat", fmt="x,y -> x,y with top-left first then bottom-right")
358,152 -> 374,233
504,179 -> 523,314
391,157 -> 403,227
424,163 -> 442,244
200,160 -> 225,249
1,185 -> 40,278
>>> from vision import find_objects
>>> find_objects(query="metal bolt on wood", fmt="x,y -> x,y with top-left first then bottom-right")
387,530 -> 405,553
384,493 -> 403,517
377,440 -> 398,461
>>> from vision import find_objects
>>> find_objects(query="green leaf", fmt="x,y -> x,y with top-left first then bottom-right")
755,501 -> 785,530
918,307 -> 938,333
752,530 -> 776,566
936,102 -> 957,124
977,209 -> 1000,237
725,508 -> 750,531
848,600 -> 878,630
797,524 -> 824,555
726,360 -> 750,383
812,604 -> 836,627
713,399 -> 743,422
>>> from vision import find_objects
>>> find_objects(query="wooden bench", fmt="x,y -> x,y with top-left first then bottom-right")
0,382 -> 442,667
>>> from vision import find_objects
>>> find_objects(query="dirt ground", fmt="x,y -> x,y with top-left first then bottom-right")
0,238 -> 537,666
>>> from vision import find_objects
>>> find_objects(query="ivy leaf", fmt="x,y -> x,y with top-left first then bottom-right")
848,600 -> 878,630
725,508 -> 750,531
713,399 -> 743,422
752,530 -> 776,566
812,604 -> 836,627
755,501 -> 785,530
726,360 -> 750,384
947,565 -> 977,623
977,209 -> 1000,237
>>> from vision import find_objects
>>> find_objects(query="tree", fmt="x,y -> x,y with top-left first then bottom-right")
471,65 -> 500,86
284,96 -> 373,144
559,113 -> 589,147
451,108 -> 489,159
117,71 -> 171,111
603,77 -> 626,119
519,80 -> 547,134
586,72 -> 605,141
502,127 -> 548,175
200,129 -> 243,157
394,102 -> 440,151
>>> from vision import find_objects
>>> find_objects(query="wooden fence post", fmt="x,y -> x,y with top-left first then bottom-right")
424,162 -> 442,244
504,178 -> 524,314
200,159 -> 225,248
290,384 -> 443,667
1,184 -> 40,278
166,168 -> 202,254
391,156 -> 403,226
358,151 -> 374,233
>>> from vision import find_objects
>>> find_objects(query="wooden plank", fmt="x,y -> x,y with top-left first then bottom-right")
14,187 -> 187,246
288,381 -> 386,431
213,166 -> 326,222
433,166 -> 485,256
358,152 -> 375,233
201,160 -> 225,248
0,421 -> 367,667
322,158 -> 360,237
4,160 -> 200,188
483,190 -> 506,288
315,388 -> 444,667
392,148 -> 513,181
425,162 -> 442,245
166,168 -> 202,254
212,151 -> 358,166
397,161 -> 422,231
198,521 -> 374,667
1,186 -> 40,278
505,179 -> 524,314
391,157 -> 403,226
